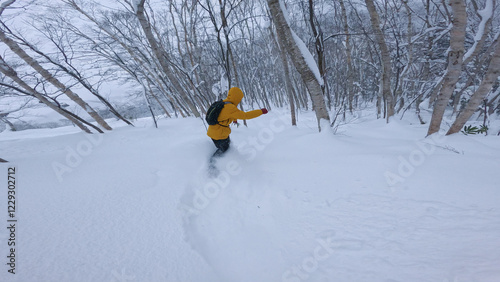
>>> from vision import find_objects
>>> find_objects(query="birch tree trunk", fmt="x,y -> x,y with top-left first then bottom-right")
17,33 -> 134,127
421,0 -> 437,114
394,0 -> 414,113
269,26 -> 296,125
66,0 -> 178,118
0,28 -> 112,131
135,0 -> 200,117
447,35 -> 500,135
427,0 -> 467,136
267,0 -> 330,131
364,0 -> 395,121
0,55 -> 93,133
339,0 -> 355,113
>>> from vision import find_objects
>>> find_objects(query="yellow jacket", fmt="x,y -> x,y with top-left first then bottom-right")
207,87 -> 263,140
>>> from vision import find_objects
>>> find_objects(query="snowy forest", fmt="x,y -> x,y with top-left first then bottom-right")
1,1 -> 500,282
0,0 -> 499,135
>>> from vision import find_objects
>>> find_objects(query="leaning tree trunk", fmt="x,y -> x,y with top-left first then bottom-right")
67,0 -> 175,120
0,55 -> 93,133
269,25 -> 297,125
267,0 -> 330,131
427,0 -> 467,136
447,35 -> 500,135
135,0 -> 200,118
0,29 -> 111,131
23,39 -> 134,127
365,0 -> 395,121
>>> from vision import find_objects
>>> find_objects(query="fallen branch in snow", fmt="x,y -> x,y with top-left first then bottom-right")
421,142 -> 463,154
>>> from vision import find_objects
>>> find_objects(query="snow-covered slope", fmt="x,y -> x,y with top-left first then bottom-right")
1,111 -> 499,282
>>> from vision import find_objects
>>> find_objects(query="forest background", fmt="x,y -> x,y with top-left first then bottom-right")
0,0 -> 499,137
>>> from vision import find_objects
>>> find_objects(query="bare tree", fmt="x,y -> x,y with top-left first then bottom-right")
0,0 -> 103,133
267,0 -> 330,131
268,23 -> 296,125
134,0 -> 201,117
0,0 -> 112,131
364,0 -> 395,121
199,0 -> 240,88
0,0 -> 498,135
427,0 -> 467,136
0,27 -> 112,131
0,55 -> 94,133
15,17 -> 134,127
339,0 -> 356,113
447,33 -> 500,135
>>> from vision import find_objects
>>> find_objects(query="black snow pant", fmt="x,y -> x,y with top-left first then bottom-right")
211,137 -> 230,158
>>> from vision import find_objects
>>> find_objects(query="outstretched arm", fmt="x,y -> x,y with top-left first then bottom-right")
228,105 -> 267,120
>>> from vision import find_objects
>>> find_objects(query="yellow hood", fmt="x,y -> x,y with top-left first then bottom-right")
223,87 -> 244,106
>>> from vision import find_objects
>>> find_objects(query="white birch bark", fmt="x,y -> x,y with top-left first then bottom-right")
364,0 -> 395,121
0,56 -> 93,133
17,32 -> 134,127
0,29 -> 112,131
135,0 -> 200,118
447,34 -> 500,135
267,0 -> 330,131
269,25 -> 296,125
427,0 -> 467,136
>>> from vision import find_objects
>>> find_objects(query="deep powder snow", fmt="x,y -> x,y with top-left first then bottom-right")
1,111 -> 499,282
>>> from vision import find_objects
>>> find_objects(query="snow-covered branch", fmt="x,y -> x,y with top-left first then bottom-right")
0,0 -> 16,16
463,0 -> 494,63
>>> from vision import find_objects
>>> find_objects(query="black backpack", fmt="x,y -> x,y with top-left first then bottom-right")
205,100 -> 230,126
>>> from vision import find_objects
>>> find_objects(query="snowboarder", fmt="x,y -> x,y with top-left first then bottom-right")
207,87 -> 268,158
